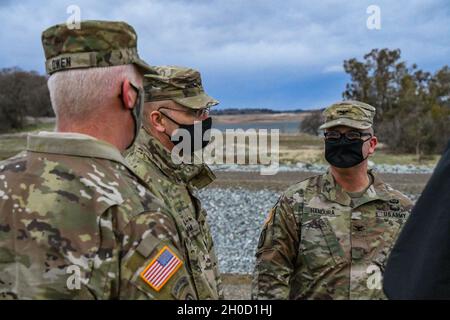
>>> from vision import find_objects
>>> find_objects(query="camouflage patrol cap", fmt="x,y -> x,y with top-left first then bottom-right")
319,100 -> 376,130
144,66 -> 219,109
42,20 -> 153,75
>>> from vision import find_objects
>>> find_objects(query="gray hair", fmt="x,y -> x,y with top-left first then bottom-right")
48,65 -> 141,122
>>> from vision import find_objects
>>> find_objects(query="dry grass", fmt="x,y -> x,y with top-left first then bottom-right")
0,126 -> 441,167
278,134 -> 440,166
0,136 -> 27,160
0,123 -> 55,160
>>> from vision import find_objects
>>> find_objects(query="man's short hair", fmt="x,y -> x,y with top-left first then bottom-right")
48,64 -> 141,122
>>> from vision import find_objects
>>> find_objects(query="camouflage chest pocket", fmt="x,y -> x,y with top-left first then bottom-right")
299,215 -> 346,273
372,205 -> 411,267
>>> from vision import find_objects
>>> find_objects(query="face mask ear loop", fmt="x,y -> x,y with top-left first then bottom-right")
121,82 -> 143,150
156,110 -> 180,145
361,135 -> 373,162
157,108 -> 183,126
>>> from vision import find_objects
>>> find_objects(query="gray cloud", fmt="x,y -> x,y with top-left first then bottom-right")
0,0 -> 448,108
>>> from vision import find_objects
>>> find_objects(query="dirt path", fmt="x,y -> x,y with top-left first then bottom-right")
222,274 -> 252,300
211,171 -> 431,196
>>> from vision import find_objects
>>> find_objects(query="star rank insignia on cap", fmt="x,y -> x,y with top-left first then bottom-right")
140,246 -> 183,291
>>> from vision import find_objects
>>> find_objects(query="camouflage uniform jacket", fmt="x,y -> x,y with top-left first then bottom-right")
126,129 -> 223,299
0,132 -> 199,300
252,170 -> 413,300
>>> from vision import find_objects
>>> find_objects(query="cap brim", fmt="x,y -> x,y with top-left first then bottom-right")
319,119 -> 372,130
133,58 -> 156,74
173,93 -> 219,110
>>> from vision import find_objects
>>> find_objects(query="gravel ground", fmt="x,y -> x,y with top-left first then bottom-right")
210,162 -> 435,174
197,187 -> 278,274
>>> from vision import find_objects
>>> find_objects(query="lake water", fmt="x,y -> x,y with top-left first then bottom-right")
212,121 -> 301,133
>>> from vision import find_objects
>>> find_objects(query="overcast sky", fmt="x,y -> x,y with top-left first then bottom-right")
0,0 -> 449,109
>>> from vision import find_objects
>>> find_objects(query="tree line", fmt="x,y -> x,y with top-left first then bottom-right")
0,67 -> 53,133
301,48 -> 450,157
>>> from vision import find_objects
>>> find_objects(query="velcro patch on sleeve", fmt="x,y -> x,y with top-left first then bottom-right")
263,208 -> 276,227
140,246 -> 183,291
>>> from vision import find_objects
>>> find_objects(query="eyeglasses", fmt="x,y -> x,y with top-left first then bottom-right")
324,130 -> 373,142
157,106 -> 210,118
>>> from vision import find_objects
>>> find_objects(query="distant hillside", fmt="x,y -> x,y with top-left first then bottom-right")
210,108 -> 307,115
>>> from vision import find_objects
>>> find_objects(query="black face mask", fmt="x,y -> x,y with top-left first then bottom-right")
325,137 -> 370,169
121,82 -> 144,150
160,111 -> 213,153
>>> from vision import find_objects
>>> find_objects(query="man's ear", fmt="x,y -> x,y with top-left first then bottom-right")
368,136 -> 378,155
121,79 -> 137,110
150,109 -> 167,133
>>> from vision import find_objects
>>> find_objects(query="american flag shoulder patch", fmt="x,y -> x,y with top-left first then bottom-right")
140,246 -> 183,291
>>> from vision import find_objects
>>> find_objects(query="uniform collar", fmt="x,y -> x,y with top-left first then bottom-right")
27,131 -> 130,168
320,169 -> 393,208
137,129 -> 215,189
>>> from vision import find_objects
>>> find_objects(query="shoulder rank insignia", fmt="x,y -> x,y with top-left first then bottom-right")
140,246 -> 183,291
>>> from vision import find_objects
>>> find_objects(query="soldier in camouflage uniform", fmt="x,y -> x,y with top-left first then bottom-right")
126,66 -> 224,299
252,101 -> 413,300
0,21 -> 198,300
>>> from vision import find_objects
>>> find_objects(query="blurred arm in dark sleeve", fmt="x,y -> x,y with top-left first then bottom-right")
383,139 -> 450,299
